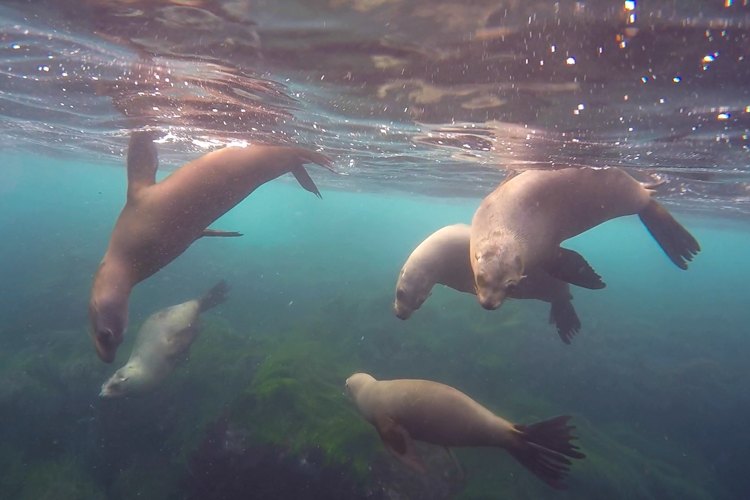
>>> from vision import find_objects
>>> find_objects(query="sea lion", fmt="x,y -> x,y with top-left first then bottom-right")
470,167 -> 701,310
345,372 -> 585,489
100,280 -> 228,398
394,224 -> 581,343
89,131 -> 333,362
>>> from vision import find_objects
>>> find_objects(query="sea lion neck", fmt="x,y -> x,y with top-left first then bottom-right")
126,131 -> 159,200
92,257 -> 134,301
89,257 -> 134,362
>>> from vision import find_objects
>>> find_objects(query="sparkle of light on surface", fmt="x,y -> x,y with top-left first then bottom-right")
624,1 -> 636,11
673,76 -> 682,83
566,56 -> 576,65
717,112 -> 730,120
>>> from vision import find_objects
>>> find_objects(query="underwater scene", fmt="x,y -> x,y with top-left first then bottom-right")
1,1 -> 750,499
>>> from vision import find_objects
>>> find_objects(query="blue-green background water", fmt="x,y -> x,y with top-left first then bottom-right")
2,152 -> 749,499
2,0 -> 750,497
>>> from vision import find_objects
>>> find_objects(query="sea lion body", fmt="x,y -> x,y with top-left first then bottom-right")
89,132 -> 333,362
346,373 -> 584,489
100,281 -> 228,398
395,224 -> 581,343
470,167 -> 700,309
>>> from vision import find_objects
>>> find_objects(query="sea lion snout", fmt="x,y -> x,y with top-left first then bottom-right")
393,302 -> 412,320
478,291 -> 504,310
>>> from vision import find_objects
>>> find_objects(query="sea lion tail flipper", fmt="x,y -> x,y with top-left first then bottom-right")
545,248 -> 606,290
509,415 -> 585,490
198,280 -> 230,312
638,199 -> 701,270
200,229 -> 243,238
292,166 -> 323,198
374,415 -> 426,473
548,300 -> 581,344
126,130 -> 159,199
641,178 -> 667,191
295,148 -> 335,172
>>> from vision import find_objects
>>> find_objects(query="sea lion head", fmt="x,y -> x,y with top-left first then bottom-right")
345,372 -> 376,402
393,267 -> 433,320
473,241 -> 525,310
99,363 -> 143,398
88,293 -> 128,364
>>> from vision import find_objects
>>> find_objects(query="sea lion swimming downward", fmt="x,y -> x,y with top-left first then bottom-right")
346,372 -> 585,489
100,281 -> 229,398
89,132 -> 333,362
470,167 -> 701,310
394,224 -> 582,343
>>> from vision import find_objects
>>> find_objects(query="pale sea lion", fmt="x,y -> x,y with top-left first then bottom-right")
470,167 -> 701,310
346,372 -> 585,489
394,224 -> 582,343
100,280 -> 228,398
89,131 -> 333,362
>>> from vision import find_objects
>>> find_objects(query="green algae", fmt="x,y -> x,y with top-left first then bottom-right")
0,286 -> 742,499
226,321 -> 380,478
0,449 -> 104,500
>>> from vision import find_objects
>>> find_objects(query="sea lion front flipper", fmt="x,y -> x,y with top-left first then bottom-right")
126,131 -> 159,200
638,199 -> 700,270
374,414 -> 426,473
548,299 -> 581,344
200,229 -> 243,238
443,446 -> 466,480
545,248 -> 606,290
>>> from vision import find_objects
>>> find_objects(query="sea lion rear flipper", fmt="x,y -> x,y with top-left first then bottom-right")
374,415 -> 426,473
200,229 -> 243,238
638,199 -> 700,270
292,166 -> 323,198
548,299 -> 581,344
126,131 -> 159,200
545,248 -> 606,290
199,280 -> 230,312
509,415 -> 585,490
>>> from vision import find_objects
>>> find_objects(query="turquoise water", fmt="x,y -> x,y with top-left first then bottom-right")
1,152 -> 749,499
2,1 -> 750,497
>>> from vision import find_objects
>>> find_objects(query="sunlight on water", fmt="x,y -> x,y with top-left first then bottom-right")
1,1 -> 750,499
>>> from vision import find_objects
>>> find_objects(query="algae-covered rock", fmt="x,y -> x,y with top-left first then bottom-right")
0,451 -> 104,500
226,323 -> 379,478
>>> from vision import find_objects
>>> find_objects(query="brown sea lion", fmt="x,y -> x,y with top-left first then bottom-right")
394,224 -> 581,343
345,372 -> 585,489
100,281 -> 229,398
89,132 -> 333,362
470,167 -> 700,310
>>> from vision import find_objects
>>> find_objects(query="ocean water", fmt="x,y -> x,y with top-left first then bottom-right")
2,1 -> 750,499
